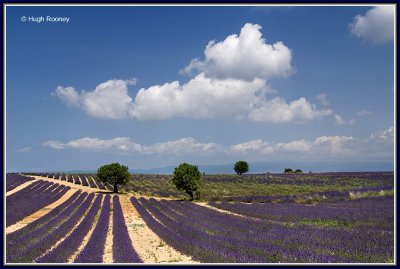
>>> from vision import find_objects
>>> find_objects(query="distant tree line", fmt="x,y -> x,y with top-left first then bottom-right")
284,168 -> 303,174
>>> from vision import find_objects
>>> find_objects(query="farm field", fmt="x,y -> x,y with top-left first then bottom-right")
5,171 -> 395,264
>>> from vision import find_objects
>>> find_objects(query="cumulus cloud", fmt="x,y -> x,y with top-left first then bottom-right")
52,86 -> 80,107
53,79 -> 136,119
350,6 -> 394,44
54,23 -> 336,124
230,139 -> 274,155
182,23 -> 293,81
55,75 -> 331,123
43,137 -> 217,156
248,97 -> 333,123
130,74 -> 269,120
314,135 -> 354,154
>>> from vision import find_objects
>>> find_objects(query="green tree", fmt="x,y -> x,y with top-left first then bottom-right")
294,169 -> 303,173
97,163 -> 130,193
234,161 -> 249,175
284,168 -> 293,173
172,163 -> 202,200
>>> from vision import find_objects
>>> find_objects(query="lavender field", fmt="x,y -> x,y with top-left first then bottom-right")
5,172 -> 395,264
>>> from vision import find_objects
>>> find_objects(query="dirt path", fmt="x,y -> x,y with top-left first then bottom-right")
195,202 -> 245,217
6,188 -> 78,234
103,195 -> 114,263
69,194 -> 104,263
6,179 -> 40,197
119,195 -> 196,263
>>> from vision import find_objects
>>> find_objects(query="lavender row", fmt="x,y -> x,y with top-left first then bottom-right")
73,175 -> 81,185
6,182 -> 70,226
221,186 -> 394,203
112,196 -> 142,263
140,198 -> 393,263
75,195 -> 111,263
36,194 -> 103,263
80,175 -> 89,186
6,192 -> 88,260
190,199 -> 393,262
209,196 -> 394,228
6,173 -> 36,192
92,176 -> 107,190
9,193 -> 95,263
7,182 -> 62,216
7,180 -> 47,201
7,190 -> 81,243
140,198 -> 267,262
167,199 -> 393,262
146,198 -> 306,262
87,176 -> 98,188
24,172 -> 110,191
130,198 -> 221,262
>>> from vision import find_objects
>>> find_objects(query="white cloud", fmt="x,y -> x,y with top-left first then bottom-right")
52,86 -> 80,107
370,126 -> 394,141
231,135 -> 354,156
334,114 -> 356,125
56,75 -> 331,123
357,110 -> 373,116
146,137 -> 218,155
43,140 -> 65,150
130,74 -> 269,120
314,135 -> 354,155
334,114 -> 346,125
43,127 -> 393,161
53,79 -> 136,119
248,97 -> 333,123
43,137 -> 217,156
53,24 -> 336,124
18,147 -> 32,153
316,93 -> 329,106
230,139 -> 274,155
350,6 -> 394,44
182,23 -> 293,81
276,139 -> 312,152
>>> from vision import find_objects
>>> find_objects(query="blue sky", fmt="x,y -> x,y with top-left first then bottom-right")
6,5 -> 395,172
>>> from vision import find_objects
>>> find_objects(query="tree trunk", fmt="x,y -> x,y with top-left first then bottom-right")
188,191 -> 194,200
113,183 -> 118,193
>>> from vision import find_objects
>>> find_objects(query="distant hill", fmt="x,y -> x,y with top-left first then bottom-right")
131,160 -> 394,175
18,160 -> 393,175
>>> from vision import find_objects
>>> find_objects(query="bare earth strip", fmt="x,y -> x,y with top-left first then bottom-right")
196,202 -> 291,226
6,179 -> 39,197
120,195 -> 196,263
6,188 -> 77,234
69,195 -> 104,263
195,202 -> 245,217
103,195 -> 114,263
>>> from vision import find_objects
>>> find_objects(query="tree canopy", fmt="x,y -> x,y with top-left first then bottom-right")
97,163 -> 130,193
172,163 -> 202,200
234,161 -> 249,175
